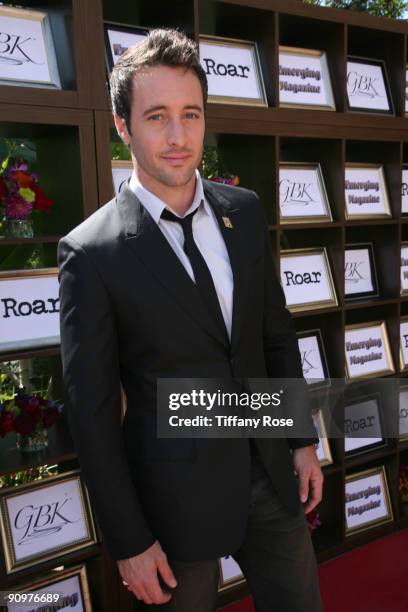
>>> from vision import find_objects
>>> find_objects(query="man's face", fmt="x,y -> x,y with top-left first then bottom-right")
117,65 -> 205,190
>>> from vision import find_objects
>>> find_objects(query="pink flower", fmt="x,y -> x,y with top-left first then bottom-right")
5,193 -> 33,219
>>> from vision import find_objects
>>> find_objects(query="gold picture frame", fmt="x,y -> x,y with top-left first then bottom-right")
280,247 -> 338,313
344,320 -> 395,382
400,241 -> 408,296
279,46 -> 335,111
8,565 -> 92,611
345,465 -> 393,537
199,35 -> 268,107
0,267 -> 60,354
0,470 -> 97,574
218,556 -> 246,593
279,162 -> 333,224
345,163 -> 391,220
313,410 -> 333,467
399,315 -> 408,373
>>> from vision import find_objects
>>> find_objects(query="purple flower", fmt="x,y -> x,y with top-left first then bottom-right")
5,193 -> 33,219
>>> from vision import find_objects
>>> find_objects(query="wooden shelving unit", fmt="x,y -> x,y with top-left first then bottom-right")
2,1 -> 408,610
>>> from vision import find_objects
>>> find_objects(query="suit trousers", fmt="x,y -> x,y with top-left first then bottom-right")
139,447 -> 323,612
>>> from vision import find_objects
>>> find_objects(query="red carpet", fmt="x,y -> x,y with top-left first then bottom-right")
220,530 -> 408,612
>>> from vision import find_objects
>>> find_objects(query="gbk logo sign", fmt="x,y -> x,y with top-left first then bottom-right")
0,31 -> 41,66
348,70 -> 381,99
345,261 -> 365,283
279,179 -> 316,206
13,494 -> 79,546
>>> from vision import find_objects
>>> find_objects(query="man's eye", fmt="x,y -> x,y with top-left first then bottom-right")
148,114 -> 163,121
185,112 -> 199,119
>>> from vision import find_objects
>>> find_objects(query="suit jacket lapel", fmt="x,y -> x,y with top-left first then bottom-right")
117,182 -> 230,351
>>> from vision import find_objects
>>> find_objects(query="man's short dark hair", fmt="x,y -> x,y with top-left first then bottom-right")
110,28 -> 208,134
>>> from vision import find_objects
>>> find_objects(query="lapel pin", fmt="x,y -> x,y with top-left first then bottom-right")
222,216 -> 233,229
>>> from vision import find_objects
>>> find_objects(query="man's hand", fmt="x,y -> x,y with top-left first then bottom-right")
292,445 -> 324,514
117,540 -> 177,605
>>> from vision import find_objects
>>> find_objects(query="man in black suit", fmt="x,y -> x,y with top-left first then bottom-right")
58,29 -> 324,611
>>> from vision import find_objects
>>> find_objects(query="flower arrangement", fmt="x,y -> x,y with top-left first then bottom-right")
0,159 -> 54,221
399,463 -> 408,505
201,146 -> 240,186
0,391 -> 63,441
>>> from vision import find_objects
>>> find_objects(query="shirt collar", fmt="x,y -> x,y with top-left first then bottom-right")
128,168 -> 210,224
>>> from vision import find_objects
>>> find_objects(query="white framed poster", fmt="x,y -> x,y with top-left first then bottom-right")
6,565 -> 92,611
280,247 -> 338,313
278,46 -> 335,111
199,35 -> 267,107
344,320 -> 395,381
344,163 -> 391,220
345,466 -> 393,536
218,556 -> 245,592
344,394 -> 385,456
345,243 -> 379,301
297,328 -> 330,388
104,23 -> 148,73
279,162 -> 332,224
347,57 -> 394,115
401,242 -> 408,295
112,159 -> 133,195
400,316 -> 408,373
312,410 -> 333,467
0,6 -> 61,89
0,470 -> 97,574
402,164 -> 408,214
0,268 -> 60,353
399,385 -> 408,440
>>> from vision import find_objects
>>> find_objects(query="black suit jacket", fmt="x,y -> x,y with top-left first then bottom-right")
57,178 -> 318,561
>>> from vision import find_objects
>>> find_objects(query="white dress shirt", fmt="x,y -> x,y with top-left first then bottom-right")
128,170 -> 234,340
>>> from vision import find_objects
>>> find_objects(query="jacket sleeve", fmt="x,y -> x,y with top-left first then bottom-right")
254,193 -> 319,450
58,234 -> 156,559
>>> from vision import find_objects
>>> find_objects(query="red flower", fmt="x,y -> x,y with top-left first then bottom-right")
12,170 -> 34,188
0,177 -> 6,199
42,406 -> 59,428
31,184 -> 54,212
13,414 -> 37,436
0,412 -> 14,437
21,401 -> 42,422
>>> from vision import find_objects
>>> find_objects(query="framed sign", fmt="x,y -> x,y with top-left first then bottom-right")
399,385 -> 408,441
312,410 -> 333,467
279,162 -> 332,224
6,565 -> 92,611
345,243 -> 379,301
0,470 -> 97,574
218,556 -> 245,592
199,35 -> 267,107
344,320 -> 395,381
345,466 -> 393,536
112,160 -> 133,195
278,46 -> 335,111
297,328 -> 330,388
0,6 -> 61,89
345,163 -> 391,220
406,65 -> 408,116
280,248 -> 338,313
344,394 -> 385,456
402,165 -> 408,214
0,268 -> 60,354
400,316 -> 408,373
347,57 -> 394,115
401,242 -> 408,295
104,23 -> 148,73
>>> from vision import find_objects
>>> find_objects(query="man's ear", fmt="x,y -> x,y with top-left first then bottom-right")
113,114 -> 130,146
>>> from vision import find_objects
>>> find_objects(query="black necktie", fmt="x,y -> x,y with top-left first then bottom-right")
161,204 -> 229,344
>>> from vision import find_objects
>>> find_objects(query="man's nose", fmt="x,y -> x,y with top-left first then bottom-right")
166,118 -> 186,147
